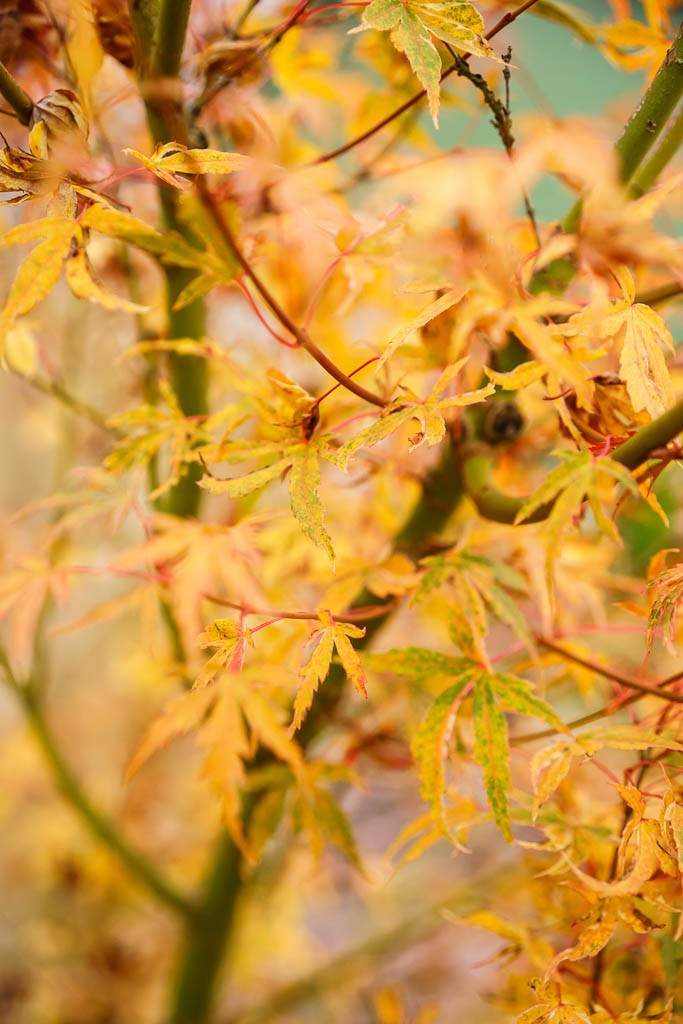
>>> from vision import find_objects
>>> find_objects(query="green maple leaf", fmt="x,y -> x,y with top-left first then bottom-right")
200,439 -> 335,562
410,660 -> 567,842
334,361 -> 493,469
514,449 -> 640,603
359,0 -> 499,125
415,548 -> 532,656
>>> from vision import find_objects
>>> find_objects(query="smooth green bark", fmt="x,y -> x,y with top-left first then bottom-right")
0,59 -> 33,124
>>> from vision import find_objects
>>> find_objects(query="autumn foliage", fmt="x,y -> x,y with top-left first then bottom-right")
1,0 -> 683,1021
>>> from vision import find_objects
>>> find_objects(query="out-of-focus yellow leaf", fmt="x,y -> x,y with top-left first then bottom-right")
125,142 -> 250,190
125,687 -> 215,782
0,221 -> 75,353
63,0 -> 104,114
378,288 -> 467,370
2,321 -> 38,376
65,231 -> 151,313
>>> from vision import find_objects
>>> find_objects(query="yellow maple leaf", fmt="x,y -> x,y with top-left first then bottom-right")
563,266 -> 675,418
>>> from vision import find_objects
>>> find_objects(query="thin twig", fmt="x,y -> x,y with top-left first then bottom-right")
190,175 -> 388,407
536,637 -> 677,699
10,367 -> 121,435
445,43 -> 541,248
307,0 -> 543,167
513,643 -> 683,745
193,0 -> 312,116
203,593 -> 399,622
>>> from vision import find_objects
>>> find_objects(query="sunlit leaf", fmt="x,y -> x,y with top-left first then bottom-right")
292,626 -> 335,732
291,610 -> 367,730
125,142 -> 250,189
289,442 -> 335,563
359,0 -> 498,125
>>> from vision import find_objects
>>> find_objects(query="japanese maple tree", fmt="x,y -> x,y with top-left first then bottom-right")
0,0 -> 682,1022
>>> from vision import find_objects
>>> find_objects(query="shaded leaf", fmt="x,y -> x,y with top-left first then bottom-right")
411,667 -> 477,825
289,442 -> 335,563
472,674 -> 513,842
65,233 -> 150,313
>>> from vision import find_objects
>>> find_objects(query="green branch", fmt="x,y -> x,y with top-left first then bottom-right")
634,280 -> 683,307
129,4 -> 250,1020
610,396 -> 683,469
532,23 -> 683,293
167,443 -> 464,1024
0,650 -> 196,918
629,100 -> 683,195
133,0 -> 208,520
129,0 -> 158,67
615,21 -> 683,184
150,0 -> 193,78
460,397 -> 683,524
169,822 -> 250,1024
0,59 -> 33,124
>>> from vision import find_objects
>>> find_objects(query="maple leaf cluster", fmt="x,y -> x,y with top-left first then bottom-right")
0,0 -> 682,1022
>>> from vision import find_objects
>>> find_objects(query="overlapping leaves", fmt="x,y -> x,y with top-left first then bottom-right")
414,546 -> 533,656
514,449 -> 640,599
370,652 -> 566,841
333,359 -> 494,469
126,619 -> 303,858
563,267 -> 675,419
0,203 -> 234,354
201,436 -> 338,563
124,141 -> 250,190
357,0 -> 499,125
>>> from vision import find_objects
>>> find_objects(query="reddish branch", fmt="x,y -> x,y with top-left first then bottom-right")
203,593 -> 397,622
514,639 -> 683,744
191,175 -> 389,407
